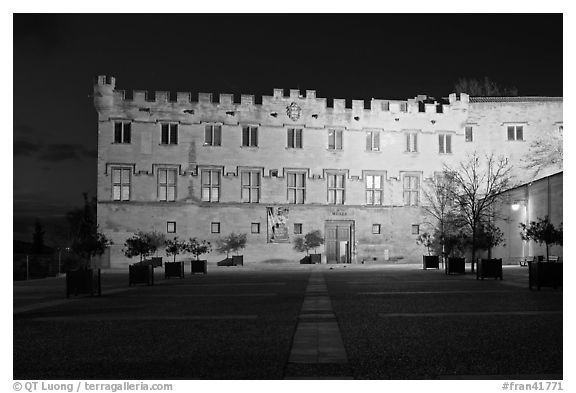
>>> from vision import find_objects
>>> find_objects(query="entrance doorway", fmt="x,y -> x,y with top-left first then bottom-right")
325,220 -> 354,264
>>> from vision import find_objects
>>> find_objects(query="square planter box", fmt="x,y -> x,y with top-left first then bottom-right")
477,258 -> 503,280
66,268 -> 101,298
423,255 -> 440,270
310,254 -> 321,264
529,261 -> 562,290
445,257 -> 465,275
232,255 -> 244,266
165,261 -> 184,279
150,257 -> 163,268
191,259 -> 208,275
300,256 -> 312,264
217,258 -> 234,266
129,264 -> 154,286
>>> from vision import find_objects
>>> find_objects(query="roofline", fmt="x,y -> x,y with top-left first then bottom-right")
469,96 -> 563,103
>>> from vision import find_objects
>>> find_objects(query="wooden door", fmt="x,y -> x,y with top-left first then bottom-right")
325,221 -> 353,264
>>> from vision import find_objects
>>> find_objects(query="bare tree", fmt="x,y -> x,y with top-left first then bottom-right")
522,126 -> 563,176
444,152 -> 513,272
454,77 -> 518,96
421,173 -> 459,263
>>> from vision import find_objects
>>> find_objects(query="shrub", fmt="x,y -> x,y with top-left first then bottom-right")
186,238 -> 212,260
293,230 -> 324,255
165,237 -> 186,263
520,217 -> 563,261
216,233 -> 247,257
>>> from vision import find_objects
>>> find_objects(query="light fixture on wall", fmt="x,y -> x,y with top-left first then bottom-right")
511,200 -> 526,211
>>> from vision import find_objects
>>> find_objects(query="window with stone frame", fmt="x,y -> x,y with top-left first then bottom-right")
403,174 -> 420,206
242,125 -> 258,147
158,168 -> 177,202
211,222 -> 220,234
114,121 -> 131,144
161,123 -> 178,144
328,129 -> 343,150
365,174 -> 383,205
507,125 -> 524,141
327,173 -> 345,204
111,167 -> 131,201
438,133 -> 452,154
366,131 -> 380,151
241,171 -> 261,203
465,126 -> 473,142
287,128 -> 303,148
204,124 -> 222,146
294,223 -> 303,234
287,172 -> 306,204
405,132 -> 418,152
251,223 -> 260,234
201,169 -> 221,202
167,221 -> 176,233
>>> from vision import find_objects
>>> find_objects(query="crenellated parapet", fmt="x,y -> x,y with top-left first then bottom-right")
94,75 -> 470,128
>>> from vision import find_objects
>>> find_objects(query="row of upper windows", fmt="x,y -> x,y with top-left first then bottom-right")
113,122 -> 531,153
165,220 -> 419,237
110,168 -> 421,207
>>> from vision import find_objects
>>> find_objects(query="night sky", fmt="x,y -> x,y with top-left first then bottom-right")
13,13 -> 563,245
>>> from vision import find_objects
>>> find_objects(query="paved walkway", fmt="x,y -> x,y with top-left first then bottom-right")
285,272 -> 352,379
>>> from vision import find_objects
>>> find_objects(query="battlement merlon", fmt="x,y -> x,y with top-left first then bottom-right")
94,75 -> 470,116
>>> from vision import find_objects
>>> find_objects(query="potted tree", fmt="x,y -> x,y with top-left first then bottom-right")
293,235 -> 312,264
146,230 -> 166,268
216,233 -> 247,266
520,217 -> 563,290
443,224 -> 468,275
123,231 -> 155,285
230,233 -> 247,266
305,230 -> 324,264
417,232 -> 439,269
294,230 -> 324,264
66,193 -> 112,297
165,237 -> 186,263
186,237 -> 212,275
216,235 -> 234,266
476,222 -> 505,280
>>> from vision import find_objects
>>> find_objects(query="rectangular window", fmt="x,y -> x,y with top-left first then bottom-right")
158,168 -> 177,202
438,134 -> 452,154
328,129 -> 343,150
294,223 -> 303,235
242,126 -> 258,147
167,221 -> 176,233
403,175 -> 420,206
201,169 -> 221,202
111,167 -> 131,201
365,175 -> 383,205
366,131 -> 380,151
204,125 -> 222,146
161,123 -> 178,144
405,132 -> 418,152
114,122 -> 131,143
465,126 -> 473,142
287,172 -> 306,204
507,125 -> 524,141
251,223 -> 260,234
241,171 -> 261,203
327,173 -> 345,204
372,224 -> 381,234
287,128 -> 303,148
412,224 -> 420,235
211,222 -> 220,234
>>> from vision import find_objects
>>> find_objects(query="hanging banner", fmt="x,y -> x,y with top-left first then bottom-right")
267,207 -> 290,243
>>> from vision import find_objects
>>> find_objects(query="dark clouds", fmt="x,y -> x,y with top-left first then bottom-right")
14,130 -> 96,162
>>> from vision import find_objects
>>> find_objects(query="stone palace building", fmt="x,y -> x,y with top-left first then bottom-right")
93,76 -> 563,268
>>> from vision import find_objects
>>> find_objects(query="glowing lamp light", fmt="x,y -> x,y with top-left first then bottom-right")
511,203 -> 520,211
